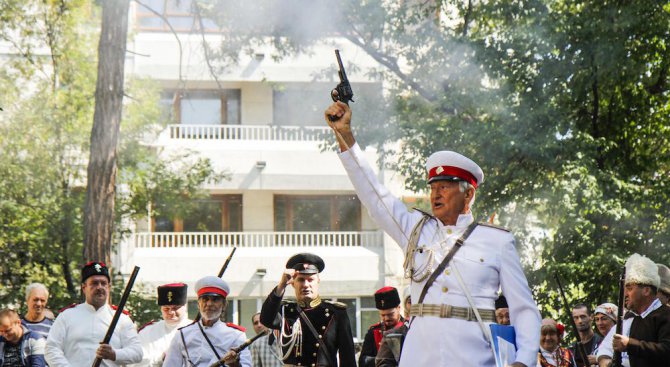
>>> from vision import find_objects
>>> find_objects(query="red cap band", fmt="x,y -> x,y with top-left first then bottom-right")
428,166 -> 478,188
375,286 -> 396,294
197,287 -> 228,298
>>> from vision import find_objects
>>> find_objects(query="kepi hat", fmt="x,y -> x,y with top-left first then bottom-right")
374,286 -> 400,310
426,151 -> 484,188
195,276 -> 230,298
81,261 -> 110,283
157,283 -> 188,306
495,295 -> 508,309
286,253 -> 325,275
625,253 -> 660,288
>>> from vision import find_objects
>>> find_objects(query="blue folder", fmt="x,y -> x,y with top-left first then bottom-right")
490,324 -> 517,367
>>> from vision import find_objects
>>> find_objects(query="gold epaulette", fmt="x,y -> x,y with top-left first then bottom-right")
477,221 -> 510,232
324,300 -> 347,309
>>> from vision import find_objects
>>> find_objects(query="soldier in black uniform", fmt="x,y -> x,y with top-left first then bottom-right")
260,253 -> 356,367
358,287 -> 404,367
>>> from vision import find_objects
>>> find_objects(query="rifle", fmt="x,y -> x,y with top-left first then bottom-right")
92,266 -> 140,367
328,49 -> 354,120
554,272 -> 589,367
194,247 -> 237,322
207,330 -> 266,367
612,266 -> 626,367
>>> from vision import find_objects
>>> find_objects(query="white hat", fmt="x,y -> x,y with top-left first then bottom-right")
657,264 -> 670,295
195,276 -> 230,298
625,253 -> 660,288
594,303 -> 618,322
425,151 -> 484,188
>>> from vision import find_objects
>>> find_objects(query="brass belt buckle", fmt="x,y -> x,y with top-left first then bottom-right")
445,304 -> 452,318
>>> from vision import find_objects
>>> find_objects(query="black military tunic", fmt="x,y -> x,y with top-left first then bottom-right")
260,287 -> 356,367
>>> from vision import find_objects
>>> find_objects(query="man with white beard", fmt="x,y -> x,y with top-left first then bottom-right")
133,283 -> 191,366
163,276 -> 250,367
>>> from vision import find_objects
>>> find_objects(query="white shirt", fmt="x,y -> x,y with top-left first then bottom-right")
163,320 -> 251,367
45,303 -> 143,367
339,143 -> 541,367
132,318 -> 192,367
597,298 -> 663,367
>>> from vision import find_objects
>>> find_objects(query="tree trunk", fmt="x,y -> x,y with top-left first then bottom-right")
83,0 -> 130,265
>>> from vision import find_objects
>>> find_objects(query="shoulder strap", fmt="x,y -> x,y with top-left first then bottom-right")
179,328 -> 196,367
416,221 -> 479,305
294,304 -> 336,366
197,322 -> 222,361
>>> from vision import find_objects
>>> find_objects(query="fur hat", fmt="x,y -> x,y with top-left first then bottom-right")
657,264 -> 670,295
625,253 -> 660,288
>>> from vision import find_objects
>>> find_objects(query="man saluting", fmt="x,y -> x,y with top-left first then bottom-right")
325,101 -> 541,367
260,253 -> 356,367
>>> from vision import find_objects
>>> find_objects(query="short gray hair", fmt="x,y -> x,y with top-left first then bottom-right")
25,283 -> 49,301
459,181 -> 476,207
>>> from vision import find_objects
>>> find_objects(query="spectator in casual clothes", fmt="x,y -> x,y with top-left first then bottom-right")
495,295 -> 510,325
593,303 -> 617,338
538,318 -> 575,367
0,309 -> 47,366
657,263 -> 670,306
21,283 -> 53,341
569,304 -> 601,366
250,312 -> 282,367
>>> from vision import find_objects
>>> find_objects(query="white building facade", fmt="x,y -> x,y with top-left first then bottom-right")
115,1 -> 414,338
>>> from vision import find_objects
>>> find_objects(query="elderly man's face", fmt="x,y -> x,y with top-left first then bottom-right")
293,273 -> 320,303
82,275 -> 109,309
198,295 -> 225,322
625,283 -> 653,314
658,290 -> 670,306
429,181 -> 471,225
27,288 -> 49,318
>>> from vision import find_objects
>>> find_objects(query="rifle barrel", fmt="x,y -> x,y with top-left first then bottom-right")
554,273 -> 590,367
92,266 -> 140,367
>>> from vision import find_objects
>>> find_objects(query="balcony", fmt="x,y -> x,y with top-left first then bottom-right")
132,231 -> 383,248
168,124 -> 331,141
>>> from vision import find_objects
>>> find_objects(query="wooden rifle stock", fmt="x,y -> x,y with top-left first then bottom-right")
207,330 -> 266,367
612,266 -> 626,367
194,247 -> 237,322
554,272 -> 590,367
92,266 -> 140,367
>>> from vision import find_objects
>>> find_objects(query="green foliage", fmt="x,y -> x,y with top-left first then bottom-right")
110,277 -> 162,327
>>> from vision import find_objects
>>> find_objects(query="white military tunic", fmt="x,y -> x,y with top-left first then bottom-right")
339,143 -> 541,367
163,320 -> 251,367
133,318 -> 193,367
45,303 -> 143,367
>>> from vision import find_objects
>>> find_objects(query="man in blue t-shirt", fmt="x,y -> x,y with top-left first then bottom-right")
20,284 -> 52,342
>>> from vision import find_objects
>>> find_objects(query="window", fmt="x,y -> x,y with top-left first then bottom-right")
135,0 -> 219,32
153,195 -> 242,232
274,195 -> 361,231
177,90 -> 241,125
273,85 -> 329,126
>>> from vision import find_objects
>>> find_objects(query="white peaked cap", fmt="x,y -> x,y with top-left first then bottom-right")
425,151 -> 484,188
625,253 -> 661,288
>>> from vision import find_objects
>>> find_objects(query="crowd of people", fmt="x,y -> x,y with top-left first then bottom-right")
1,102 -> 669,367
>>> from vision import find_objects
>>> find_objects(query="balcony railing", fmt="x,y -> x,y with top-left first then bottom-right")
168,124 -> 331,141
133,231 -> 383,248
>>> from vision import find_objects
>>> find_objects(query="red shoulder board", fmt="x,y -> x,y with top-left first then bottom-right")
368,322 -> 381,330
110,305 -> 133,320
58,303 -> 78,314
226,322 -> 246,332
138,320 -> 156,332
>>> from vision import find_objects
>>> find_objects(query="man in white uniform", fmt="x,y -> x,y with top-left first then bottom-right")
164,276 -> 250,367
46,262 -> 143,367
324,101 -> 541,367
134,283 -> 192,366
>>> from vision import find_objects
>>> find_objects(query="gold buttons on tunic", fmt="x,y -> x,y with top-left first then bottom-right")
447,229 -> 453,234
313,353 -> 317,357
321,326 -> 326,330
444,269 -> 450,275
442,287 -> 449,293
316,343 -> 320,347
479,258 -> 484,262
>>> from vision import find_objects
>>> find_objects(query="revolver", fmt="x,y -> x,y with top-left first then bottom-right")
329,50 -> 354,121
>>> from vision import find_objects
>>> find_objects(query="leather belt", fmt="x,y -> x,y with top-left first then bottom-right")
410,303 -> 496,322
